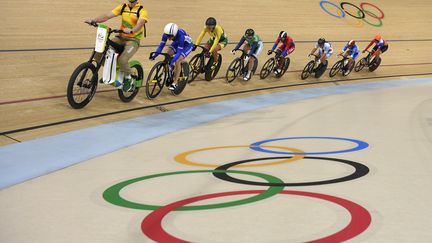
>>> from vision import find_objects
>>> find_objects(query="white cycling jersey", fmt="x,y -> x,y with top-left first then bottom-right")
315,42 -> 333,55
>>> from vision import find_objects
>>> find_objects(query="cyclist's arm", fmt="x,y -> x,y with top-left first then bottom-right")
170,36 -> 185,66
155,34 -> 168,54
130,18 -> 146,33
86,12 -> 116,23
234,37 -> 246,50
364,40 -> 375,51
194,28 -> 206,46
310,47 -> 318,55
271,37 -> 280,51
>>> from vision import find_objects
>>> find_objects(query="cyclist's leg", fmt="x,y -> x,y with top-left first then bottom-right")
173,44 -> 193,83
247,41 -> 263,78
118,39 -> 139,76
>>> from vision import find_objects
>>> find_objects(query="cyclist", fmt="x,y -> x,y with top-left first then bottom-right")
308,37 -> 333,68
363,34 -> 388,61
84,0 -> 148,92
150,23 -> 193,90
340,39 -> 359,75
193,17 -> 228,70
268,31 -> 295,75
232,29 -> 263,80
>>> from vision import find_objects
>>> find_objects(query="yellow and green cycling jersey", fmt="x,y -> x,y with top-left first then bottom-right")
111,3 -> 148,40
194,25 -> 228,52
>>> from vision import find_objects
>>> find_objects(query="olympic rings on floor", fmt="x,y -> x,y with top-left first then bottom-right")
214,156 -> 369,186
103,169 -> 284,211
319,1 -> 385,27
341,2 -> 364,19
250,136 -> 369,155
174,145 -> 304,168
141,190 -> 372,243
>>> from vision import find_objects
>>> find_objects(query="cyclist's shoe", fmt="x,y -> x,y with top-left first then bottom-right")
274,69 -> 281,75
168,83 -> 178,91
122,76 -> 135,92
210,62 -> 218,70
114,80 -> 123,89
243,73 -> 251,81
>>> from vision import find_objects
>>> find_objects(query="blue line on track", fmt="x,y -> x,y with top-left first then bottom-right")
1,77 -> 432,189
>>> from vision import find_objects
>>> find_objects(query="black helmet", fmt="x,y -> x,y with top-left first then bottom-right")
318,37 -> 326,45
245,28 -> 254,38
279,31 -> 287,41
205,17 -> 217,27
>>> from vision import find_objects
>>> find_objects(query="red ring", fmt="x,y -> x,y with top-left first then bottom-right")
141,190 -> 372,242
360,2 -> 385,19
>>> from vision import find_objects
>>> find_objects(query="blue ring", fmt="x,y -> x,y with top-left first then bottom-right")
320,1 -> 346,19
250,137 -> 369,155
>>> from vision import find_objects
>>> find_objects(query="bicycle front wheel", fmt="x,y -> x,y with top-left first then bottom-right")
67,62 -> 98,109
329,60 -> 343,77
188,53 -> 202,83
145,61 -> 167,99
259,58 -> 275,79
225,58 -> 242,83
301,61 -> 315,80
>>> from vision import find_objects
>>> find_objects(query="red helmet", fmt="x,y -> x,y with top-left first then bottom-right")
374,35 -> 382,41
348,40 -> 355,46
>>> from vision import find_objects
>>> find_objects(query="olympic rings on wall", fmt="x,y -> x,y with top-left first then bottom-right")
319,1 -> 385,27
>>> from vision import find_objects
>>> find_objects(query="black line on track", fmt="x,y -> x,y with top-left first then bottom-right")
2,39 -> 432,53
2,134 -> 21,143
1,72 -> 431,136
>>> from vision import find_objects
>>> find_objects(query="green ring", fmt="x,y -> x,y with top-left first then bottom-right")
103,170 -> 284,211
358,9 -> 383,27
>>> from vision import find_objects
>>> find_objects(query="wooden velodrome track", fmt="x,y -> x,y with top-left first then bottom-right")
1,1 -> 432,242
1,0 -> 431,146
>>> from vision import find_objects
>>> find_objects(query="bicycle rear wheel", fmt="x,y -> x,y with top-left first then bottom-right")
329,60 -> 343,77
225,58 -> 242,83
259,58 -> 275,79
369,57 -> 381,72
276,57 -> 290,78
301,61 -> 315,80
188,53 -> 202,83
145,61 -> 167,99
67,62 -> 98,109
118,62 -> 143,102
171,62 -> 189,96
205,54 -> 222,81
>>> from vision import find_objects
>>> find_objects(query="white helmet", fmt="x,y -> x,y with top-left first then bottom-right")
164,23 -> 178,36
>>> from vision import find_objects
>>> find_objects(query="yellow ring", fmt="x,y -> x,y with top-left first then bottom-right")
174,145 -> 304,168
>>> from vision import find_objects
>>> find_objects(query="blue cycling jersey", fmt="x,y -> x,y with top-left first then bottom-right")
155,29 -> 193,65
343,44 -> 359,54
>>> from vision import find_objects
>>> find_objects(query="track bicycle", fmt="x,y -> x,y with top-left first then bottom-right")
329,54 -> 355,77
188,45 -> 222,82
145,52 -> 189,99
300,54 -> 328,80
354,50 -> 382,72
259,50 -> 291,79
225,49 -> 258,83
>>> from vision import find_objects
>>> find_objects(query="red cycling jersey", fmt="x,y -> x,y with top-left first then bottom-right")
273,36 -> 295,54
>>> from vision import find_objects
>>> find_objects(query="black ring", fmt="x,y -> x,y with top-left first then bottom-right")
213,156 -> 369,186
340,2 -> 365,19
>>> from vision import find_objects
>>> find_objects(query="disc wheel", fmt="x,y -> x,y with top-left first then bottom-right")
171,62 -> 190,96
205,54 -> 222,81
369,57 -> 381,72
